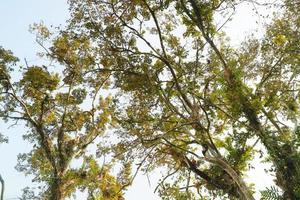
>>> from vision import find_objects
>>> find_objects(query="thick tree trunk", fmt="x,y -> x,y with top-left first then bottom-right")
49,178 -> 63,200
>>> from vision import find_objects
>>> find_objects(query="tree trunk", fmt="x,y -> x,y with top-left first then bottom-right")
49,177 -> 63,200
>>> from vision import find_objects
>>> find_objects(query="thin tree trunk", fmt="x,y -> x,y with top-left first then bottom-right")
0,174 -> 4,200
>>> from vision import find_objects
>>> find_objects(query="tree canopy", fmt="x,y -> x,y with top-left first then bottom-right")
1,0 -> 300,200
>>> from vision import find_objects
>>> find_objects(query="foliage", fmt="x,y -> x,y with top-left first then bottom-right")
260,186 -> 283,200
1,0 -> 300,199
0,34 -> 128,199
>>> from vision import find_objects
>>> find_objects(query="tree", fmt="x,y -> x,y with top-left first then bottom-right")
59,0 -> 299,199
0,33 -> 130,199
1,0 -> 300,199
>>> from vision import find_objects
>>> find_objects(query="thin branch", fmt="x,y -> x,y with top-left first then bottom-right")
0,174 -> 4,200
185,170 -> 191,198
261,108 -> 283,135
154,168 -> 180,193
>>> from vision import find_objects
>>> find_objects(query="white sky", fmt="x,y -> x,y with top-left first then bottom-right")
0,1 -> 278,199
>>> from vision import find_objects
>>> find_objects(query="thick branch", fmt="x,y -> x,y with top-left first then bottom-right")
205,156 -> 255,200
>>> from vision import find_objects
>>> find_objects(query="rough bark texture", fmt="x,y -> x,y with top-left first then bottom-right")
49,177 -> 63,200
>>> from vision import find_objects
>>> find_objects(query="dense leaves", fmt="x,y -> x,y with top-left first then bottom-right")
1,0 -> 300,199
0,36 -> 128,199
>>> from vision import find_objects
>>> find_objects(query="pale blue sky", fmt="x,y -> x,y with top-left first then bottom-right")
0,1 -> 68,58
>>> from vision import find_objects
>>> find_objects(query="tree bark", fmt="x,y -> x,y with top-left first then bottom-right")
49,177 -> 63,200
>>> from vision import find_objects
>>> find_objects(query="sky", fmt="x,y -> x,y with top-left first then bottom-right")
0,1 -> 276,200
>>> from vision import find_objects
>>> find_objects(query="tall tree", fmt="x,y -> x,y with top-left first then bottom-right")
61,0 -> 300,199
0,31 -> 129,200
